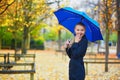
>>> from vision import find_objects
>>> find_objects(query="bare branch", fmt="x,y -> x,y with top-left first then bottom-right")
0,5 -> 9,14
0,0 -> 15,15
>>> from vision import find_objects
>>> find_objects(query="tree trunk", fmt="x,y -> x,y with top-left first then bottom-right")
117,31 -> 120,55
22,39 -> 26,54
22,26 -> 29,54
14,33 -> 18,62
105,1 -> 109,72
21,0 -> 32,54
97,41 -> 100,53
0,27 -> 3,49
26,33 -> 30,49
116,0 -> 120,55
105,28 -> 109,72
58,30 -> 61,50
91,43 -> 94,53
0,38 -> 1,49
13,33 -> 17,50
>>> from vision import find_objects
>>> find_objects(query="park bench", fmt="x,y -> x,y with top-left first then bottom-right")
0,63 -> 35,80
0,53 -> 36,80
1,46 -> 11,49
0,53 -> 35,62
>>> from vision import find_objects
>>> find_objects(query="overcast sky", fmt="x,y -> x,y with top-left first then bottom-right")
47,0 -> 98,12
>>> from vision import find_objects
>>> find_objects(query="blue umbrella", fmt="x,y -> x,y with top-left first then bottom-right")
54,7 -> 103,42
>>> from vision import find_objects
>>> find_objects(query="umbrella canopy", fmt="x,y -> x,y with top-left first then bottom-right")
54,7 -> 103,42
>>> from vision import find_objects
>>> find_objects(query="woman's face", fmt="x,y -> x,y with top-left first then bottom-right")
74,25 -> 85,38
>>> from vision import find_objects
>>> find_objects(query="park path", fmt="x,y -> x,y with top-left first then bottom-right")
0,50 -> 120,80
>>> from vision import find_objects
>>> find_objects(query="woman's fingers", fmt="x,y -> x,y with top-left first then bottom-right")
66,40 -> 70,44
64,39 -> 71,48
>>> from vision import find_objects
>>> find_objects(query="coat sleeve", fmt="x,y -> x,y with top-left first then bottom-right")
70,38 -> 88,59
66,47 -> 71,58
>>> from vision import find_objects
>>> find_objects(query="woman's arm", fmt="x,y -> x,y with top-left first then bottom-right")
66,47 -> 71,58
71,38 -> 88,59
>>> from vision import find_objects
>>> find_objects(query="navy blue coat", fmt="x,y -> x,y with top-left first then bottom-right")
66,35 -> 88,80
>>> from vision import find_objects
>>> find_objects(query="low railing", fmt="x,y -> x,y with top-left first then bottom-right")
84,58 -> 120,75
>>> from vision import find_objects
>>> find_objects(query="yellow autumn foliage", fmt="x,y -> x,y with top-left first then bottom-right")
99,0 -> 116,30
0,0 -> 52,33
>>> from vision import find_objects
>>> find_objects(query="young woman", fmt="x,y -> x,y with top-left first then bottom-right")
64,22 -> 88,80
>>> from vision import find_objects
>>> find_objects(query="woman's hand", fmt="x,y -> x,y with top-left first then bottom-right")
74,34 -> 82,43
64,39 -> 71,48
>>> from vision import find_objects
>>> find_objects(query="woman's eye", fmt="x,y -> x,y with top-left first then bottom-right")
81,29 -> 84,31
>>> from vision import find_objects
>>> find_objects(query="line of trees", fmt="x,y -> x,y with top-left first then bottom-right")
0,0 -> 53,53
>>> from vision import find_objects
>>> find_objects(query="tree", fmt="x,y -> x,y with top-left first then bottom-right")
0,0 -> 53,53
46,0 -> 68,50
20,0 -> 52,54
6,0 -> 23,51
0,0 -> 15,49
0,26 -> 6,49
0,15 -> 6,49
99,0 -> 116,72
